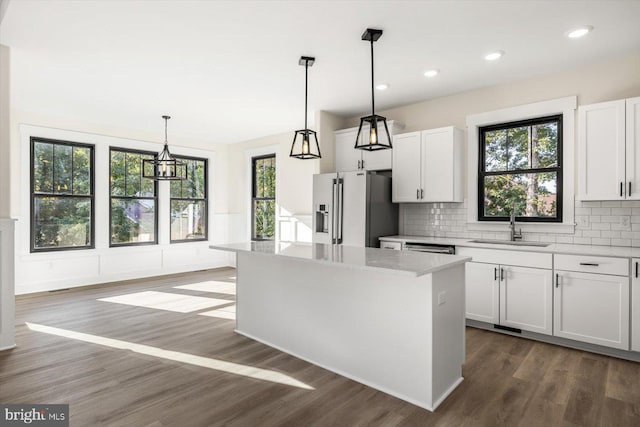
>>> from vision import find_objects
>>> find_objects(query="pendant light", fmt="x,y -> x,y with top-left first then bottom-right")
143,115 -> 187,181
354,28 -> 392,151
290,56 -> 321,159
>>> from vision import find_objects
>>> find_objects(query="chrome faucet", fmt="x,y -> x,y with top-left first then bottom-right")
510,204 -> 523,241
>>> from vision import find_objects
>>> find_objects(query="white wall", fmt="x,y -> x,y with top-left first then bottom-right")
0,45 -> 9,218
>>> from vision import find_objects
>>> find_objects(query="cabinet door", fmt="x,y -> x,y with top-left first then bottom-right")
392,132 -> 422,202
499,266 -> 552,335
421,127 -> 463,202
335,129 -> 362,172
626,97 -> 640,199
554,271 -> 629,350
578,100 -> 626,200
465,262 -> 500,324
632,259 -> 640,352
362,120 -> 393,171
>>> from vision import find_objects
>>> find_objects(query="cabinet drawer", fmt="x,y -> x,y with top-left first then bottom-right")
457,247 -> 552,269
380,241 -> 402,250
554,254 -> 629,276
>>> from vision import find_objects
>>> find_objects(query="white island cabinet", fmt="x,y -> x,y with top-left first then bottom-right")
211,241 -> 470,411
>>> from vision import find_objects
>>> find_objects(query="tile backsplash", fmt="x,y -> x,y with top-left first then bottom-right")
401,200 -> 640,247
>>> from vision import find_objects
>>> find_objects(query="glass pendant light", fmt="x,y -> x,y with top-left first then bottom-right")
355,28 -> 392,151
143,115 -> 187,181
290,56 -> 321,159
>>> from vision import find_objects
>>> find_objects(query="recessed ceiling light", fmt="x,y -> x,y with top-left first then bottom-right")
375,83 -> 389,91
484,51 -> 504,61
566,26 -> 593,38
423,69 -> 439,78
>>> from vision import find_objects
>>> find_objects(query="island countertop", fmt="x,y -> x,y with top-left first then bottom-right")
210,241 -> 470,277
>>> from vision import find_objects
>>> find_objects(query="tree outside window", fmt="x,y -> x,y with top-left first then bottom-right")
252,155 -> 276,240
479,115 -> 562,222
110,148 -> 158,246
170,157 -> 207,242
31,138 -> 94,252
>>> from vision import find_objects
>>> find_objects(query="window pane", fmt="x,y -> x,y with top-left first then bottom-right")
33,142 -> 53,193
171,200 -> 206,240
254,157 -> 275,198
125,152 -> 142,196
140,154 -> 155,197
170,178 -> 182,198
484,129 -> 507,172
534,122 -> 559,168
53,144 -> 73,194
253,199 -> 275,240
33,196 -> 92,249
72,147 -> 91,195
483,172 -> 557,218
191,160 -> 206,198
506,126 -> 529,170
110,151 -> 126,196
111,199 -> 156,244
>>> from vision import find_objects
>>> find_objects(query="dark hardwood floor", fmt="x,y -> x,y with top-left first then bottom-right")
1,268 -> 639,426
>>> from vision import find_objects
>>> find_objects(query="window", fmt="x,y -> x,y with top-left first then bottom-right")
170,156 -> 207,242
478,115 -> 562,222
31,138 -> 94,252
110,148 -> 158,246
251,155 -> 276,240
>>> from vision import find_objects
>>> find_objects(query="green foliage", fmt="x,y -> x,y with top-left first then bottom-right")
482,121 -> 559,219
253,156 -> 276,240
170,158 -> 207,240
32,141 -> 93,249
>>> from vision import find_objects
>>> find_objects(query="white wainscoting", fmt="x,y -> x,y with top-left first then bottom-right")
0,218 -> 16,350
278,214 -> 312,243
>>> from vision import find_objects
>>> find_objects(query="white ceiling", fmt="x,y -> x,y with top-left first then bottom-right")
1,0 -> 639,146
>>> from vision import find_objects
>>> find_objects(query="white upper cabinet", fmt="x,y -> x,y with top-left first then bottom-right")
334,121 -> 403,172
578,97 -> 640,200
392,126 -> 464,203
392,132 -> 422,202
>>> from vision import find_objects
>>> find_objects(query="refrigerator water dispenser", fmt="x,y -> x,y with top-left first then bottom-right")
315,204 -> 329,233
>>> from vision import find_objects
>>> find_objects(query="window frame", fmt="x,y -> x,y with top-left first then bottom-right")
251,154 -> 276,241
109,146 -> 159,247
477,114 -> 563,223
169,155 -> 209,244
30,137 -> 96,253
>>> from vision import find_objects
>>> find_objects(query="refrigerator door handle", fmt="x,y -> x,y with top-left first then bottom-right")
332,179 -> 338,244
337,178 -> 344,244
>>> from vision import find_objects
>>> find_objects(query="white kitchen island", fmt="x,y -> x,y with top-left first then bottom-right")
210,241 -> 470,411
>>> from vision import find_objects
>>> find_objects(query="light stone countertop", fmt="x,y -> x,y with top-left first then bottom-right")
210,241 -> 471,277
379,235 -> 640,258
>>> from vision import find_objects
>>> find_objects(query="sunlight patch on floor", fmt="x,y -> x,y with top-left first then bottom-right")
98,291 -> 232,313
200,304 -> 236,320
174,281 -> 236,295
26,322 -> 313,390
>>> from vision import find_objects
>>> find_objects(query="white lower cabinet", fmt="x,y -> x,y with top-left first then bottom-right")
459,248 -> 553,335
633,259 -> 640,352
465,262 -> 499,324
500,266 -> 553,335
554,270 -> 629,350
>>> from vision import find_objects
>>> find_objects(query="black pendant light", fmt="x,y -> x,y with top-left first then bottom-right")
143,115 -> 187,181
355,28 -> 392,151
290,56 -> 321,159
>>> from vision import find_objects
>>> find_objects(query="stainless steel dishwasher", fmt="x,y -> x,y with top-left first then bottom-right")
404,242 -> 456,255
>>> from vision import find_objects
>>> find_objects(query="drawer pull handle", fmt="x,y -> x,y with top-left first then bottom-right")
579,262 -> 599,266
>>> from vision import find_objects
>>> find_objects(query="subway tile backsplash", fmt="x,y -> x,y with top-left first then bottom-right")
401,200 -> 640,247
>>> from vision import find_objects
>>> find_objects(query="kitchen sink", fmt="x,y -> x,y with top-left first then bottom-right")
468,239 -> 550,247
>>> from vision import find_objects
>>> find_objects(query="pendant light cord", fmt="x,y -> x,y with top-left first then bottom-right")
370,39 -> 375,118
304,60 -> 309,131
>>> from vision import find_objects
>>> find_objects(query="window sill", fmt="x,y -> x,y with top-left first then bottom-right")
466,221 -> 575,234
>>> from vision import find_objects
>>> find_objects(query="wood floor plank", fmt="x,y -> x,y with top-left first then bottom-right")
2,268 -> 639,426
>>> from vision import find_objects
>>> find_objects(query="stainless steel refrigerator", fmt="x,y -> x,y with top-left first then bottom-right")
312,171 -> 398,247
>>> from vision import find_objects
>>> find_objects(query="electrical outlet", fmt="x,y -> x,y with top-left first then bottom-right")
621,216 -> 631,227
437,291 -> 446,306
